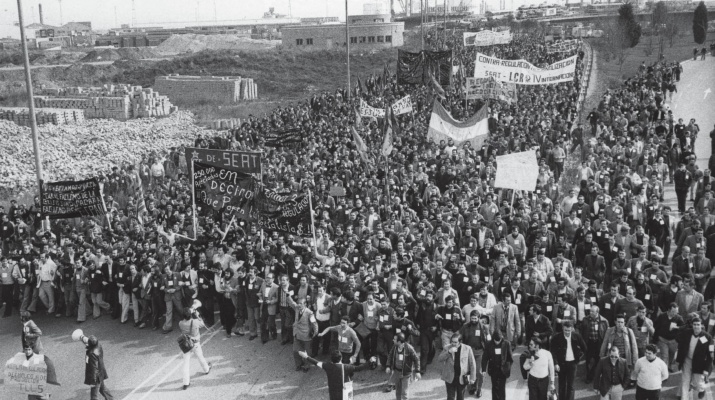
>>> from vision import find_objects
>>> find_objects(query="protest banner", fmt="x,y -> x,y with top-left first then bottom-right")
547,39 -> 581,54
192,162 -> 258,221
184,148 -> 261,175
40,178 -> 106,220
463,30 -> 512,46
427,100 -> 489,149
473,53 -> 578,85
4,352 -> 48,397
254,188 -> 315,237
397,50 -> 426,85
328,185 -> 346,197
263,127 -> 303,148
360,99 -> 386,118
397,50 -> 452,86
391,95 -> 413,116
494,150 -> 540,191
464,78 -> 518,103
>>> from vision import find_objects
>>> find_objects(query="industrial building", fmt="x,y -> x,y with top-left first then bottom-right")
281,14 -> 404,50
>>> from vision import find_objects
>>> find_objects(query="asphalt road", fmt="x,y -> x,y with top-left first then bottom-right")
1,56 -> 714,400
669,56 -> 715,171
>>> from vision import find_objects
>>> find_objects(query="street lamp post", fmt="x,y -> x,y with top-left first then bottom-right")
346,0 -> 351,99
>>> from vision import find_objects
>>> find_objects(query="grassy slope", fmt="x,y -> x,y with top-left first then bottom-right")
590,32 -> 699,90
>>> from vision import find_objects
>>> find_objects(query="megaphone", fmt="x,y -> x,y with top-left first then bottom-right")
72,329 -> 87,343
191,299 -> 202,311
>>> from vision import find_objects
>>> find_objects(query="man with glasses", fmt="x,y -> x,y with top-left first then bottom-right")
630,344 -> 668,400
593,346 -> 630,400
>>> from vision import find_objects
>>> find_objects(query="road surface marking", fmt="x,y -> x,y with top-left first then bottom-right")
120,320 -> 221,400
136,325 -> 224,400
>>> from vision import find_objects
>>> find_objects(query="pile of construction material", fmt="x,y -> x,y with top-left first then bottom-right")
0,111 -> 211,193
0,107 -> 84,126
210,118 -> 242,130
34,84 -> 178,121
155,74 -> 258,104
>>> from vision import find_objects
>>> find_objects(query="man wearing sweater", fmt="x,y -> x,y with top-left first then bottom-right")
630,344 -> 668,400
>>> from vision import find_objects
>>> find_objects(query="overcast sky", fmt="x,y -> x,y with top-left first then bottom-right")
0,0 -> 406,30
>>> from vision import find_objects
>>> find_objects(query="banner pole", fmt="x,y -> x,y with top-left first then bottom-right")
221,215 -> 236,243
308,188 -> 317,247
191,159 -> 198,240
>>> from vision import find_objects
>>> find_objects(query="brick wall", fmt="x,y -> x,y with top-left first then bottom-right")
34,84 -> 177,120
154,74 -> 258,104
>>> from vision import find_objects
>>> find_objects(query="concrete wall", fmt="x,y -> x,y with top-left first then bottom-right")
154,75 -> 258,104
281,22 -> 404,50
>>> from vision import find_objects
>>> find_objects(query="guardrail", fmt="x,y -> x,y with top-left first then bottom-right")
574,40 -> 594,123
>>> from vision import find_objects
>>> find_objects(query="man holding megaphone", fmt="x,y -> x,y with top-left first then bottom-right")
72,329 -> 113,400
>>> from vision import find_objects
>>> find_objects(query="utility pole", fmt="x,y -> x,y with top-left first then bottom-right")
421,0 -> 424,50
345,0 -> 351,99
57,0 -> 63,25
132,0 -> 137,28
16,0 -> 44,190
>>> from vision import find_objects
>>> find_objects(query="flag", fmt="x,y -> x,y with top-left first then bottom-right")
351,126 -> 371,166
354,106 -> 362,125
381,109 -> 394,157
383,63 -> 390,91
131,176 -> 147,224
427,100 -> 489,149
430,71 -> 446,100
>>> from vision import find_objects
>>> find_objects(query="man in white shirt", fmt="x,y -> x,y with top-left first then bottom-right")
36,252 -> 57,314
523,337 -> 555,400
630,344 -> 668,400
311,285 -> 331,356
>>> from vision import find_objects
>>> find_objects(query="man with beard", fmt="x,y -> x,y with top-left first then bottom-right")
459,310 -> 489,397
416,290 -> 438,374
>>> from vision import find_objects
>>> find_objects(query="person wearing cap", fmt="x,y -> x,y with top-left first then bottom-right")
83,334 -> 113,400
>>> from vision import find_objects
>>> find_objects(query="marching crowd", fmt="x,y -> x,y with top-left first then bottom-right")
1,27 -> 715,400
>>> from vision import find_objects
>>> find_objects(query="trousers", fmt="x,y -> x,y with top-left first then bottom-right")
679,357 -> 706,399
600,383 -> 623,400
389,373 -> 411,400
37,281 -> 55,313
120,292 -> 139,323
76,287 -> 89,322
91,292 -> 110,318
558,361 -> 577,400
446,381 -> 467,400
89,379 -> 114,400
182,342 -> 210,386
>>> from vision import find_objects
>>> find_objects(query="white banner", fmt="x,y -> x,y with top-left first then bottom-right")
473,53 -> 578,85
360,99 -> 385,118
494,151 -> 539,191
465,78 -> 518,103
391,95 -> 413,116
463,30 -> 512,47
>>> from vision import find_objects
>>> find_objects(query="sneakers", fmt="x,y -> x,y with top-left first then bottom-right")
699,391 -> 705,399
182,384 -> 190,390
205,363 -> 212,375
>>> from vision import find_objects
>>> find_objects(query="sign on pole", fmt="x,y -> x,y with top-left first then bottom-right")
494,151 -> 540,191
40,178 -> 106,220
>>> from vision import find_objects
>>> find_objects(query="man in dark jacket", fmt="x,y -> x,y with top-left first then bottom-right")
676,317 -> 713,399
298,350 -> 373,400
84,335 -> 113,400
592,346 -> 629,399
550,321 -> 587,400
385,332 -> 421,399
481,330 -> 512,400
